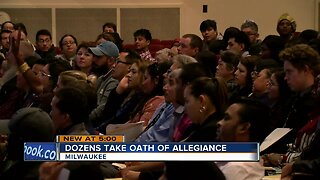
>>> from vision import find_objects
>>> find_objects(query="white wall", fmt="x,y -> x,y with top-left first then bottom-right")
1,0 -> 318,41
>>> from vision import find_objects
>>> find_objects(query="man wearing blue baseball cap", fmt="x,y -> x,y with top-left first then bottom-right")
88,41 -> 119,128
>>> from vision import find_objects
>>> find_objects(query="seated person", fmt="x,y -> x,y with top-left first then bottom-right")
128,62 -> 171,126
215,50 -> 240,97
0,107 -> 54,179
216,98 -> 272,180
133,29 -> 155,62
96,59 -> 150,133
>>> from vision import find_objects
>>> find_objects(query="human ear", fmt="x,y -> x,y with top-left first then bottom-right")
237,122 -> 251,134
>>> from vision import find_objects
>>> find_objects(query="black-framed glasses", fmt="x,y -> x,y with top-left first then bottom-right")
38,39 -> 51,44
116,59 -> 131,65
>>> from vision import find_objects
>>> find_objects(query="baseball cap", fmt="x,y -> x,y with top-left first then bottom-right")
89,41 -> 119,58
9,107 -> 54,142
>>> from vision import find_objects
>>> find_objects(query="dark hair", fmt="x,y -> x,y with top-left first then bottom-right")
102,22 -> 117,32
239,55 -> 258,88
299,29 -> 319,43
55,87 -> 88,124
228,31 -> 251,51
134,29 -> 152,41
0,29 -> 12,36
200,19 -> 217,32
13,23 -> 28,36
255,58 -> 280,73
179,63 -> 212,85
106,32 -> 124,52
189,77 -> 229,115
223,27 -> 241,45
208,39 -> 226,54
308,38 -> 320,54
48,59 -> 73,89
220,50 -> 240,71
234,97 -> 272,143
272,70 -> 292,102
96,32 -> 124,52
96,32 -> 115,43
1,21 -> 14,31
279,44 -> 320,75
261,35 -> 285,62
125,49 -> 141,64
24,56 -> 40,68
59,34 -> 78,48
36,29 -> 52,41
147,61 -> 172,96
197,50 -> 218,76
76,41 -> 96,53
182,34 -> 203,52
64,81 -> 97,119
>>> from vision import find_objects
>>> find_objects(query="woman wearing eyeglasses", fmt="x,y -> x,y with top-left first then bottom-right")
55,34 -> 78,66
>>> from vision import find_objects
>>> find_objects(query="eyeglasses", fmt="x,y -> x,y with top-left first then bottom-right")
40,71 -> 52,78
38,39 -> 51,44
116,59 -> 131,65
62,41 -> 75,46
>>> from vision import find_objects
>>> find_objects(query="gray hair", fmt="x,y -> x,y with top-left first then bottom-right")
172,54 -> 197,68
241,20 -> 258,33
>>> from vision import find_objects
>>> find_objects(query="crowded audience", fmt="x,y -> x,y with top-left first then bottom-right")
1,11 -> 320,180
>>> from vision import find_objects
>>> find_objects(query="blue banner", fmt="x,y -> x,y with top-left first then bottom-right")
59,142 -> 258,153
24,142 -> 57,161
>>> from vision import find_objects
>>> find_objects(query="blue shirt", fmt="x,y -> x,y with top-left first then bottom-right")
135,103 -> 175,142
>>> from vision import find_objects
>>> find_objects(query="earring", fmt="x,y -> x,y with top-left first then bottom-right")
199,106 -> 206,113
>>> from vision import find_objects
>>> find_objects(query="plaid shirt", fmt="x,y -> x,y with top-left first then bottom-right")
139,50 -> 155,62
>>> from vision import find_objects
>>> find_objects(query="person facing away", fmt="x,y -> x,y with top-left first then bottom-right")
0,107 -> 54,179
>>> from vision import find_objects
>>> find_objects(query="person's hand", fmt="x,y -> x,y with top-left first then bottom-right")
116,75 -> 129,94
281,163 -> 293,180
39,162 -> 67,180
264,153 -> 284,167
121,169 -> 140,180
6,29 -> 22,66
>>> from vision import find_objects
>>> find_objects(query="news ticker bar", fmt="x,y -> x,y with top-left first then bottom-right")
56,135 -> 124,142
24,142 -> 260,161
